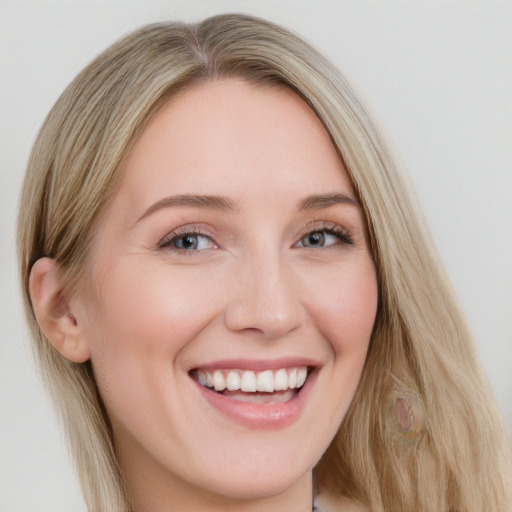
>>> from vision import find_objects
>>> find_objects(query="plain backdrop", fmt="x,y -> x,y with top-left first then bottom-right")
1,1 -> 510,511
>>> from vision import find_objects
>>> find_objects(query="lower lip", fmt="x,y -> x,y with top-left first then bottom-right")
193,373 -> 316,430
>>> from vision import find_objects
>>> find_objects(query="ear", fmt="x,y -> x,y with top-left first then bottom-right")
29,257 -> 91,363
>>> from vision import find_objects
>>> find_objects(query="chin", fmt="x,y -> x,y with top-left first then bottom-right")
198,463 -> 312,502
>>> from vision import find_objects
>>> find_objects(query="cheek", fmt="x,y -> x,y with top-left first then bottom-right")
298,257 -> 378,430
88,262 -> 215,340
80,262 -> 223,397
303,258 -> 378,357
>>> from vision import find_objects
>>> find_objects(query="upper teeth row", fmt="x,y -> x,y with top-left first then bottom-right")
195,367 -> 308,393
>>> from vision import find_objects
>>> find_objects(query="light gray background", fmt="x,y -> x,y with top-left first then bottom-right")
1,1 -> 510,511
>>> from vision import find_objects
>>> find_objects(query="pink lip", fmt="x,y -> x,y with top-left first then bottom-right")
191,364 -> 318,430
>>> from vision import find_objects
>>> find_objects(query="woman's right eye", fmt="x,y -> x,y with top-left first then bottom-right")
159,232 -> 215,252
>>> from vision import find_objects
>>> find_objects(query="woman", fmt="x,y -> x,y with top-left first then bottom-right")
17,13 -> 511,512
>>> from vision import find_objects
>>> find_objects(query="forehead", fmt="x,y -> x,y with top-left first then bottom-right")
115,79 -> 352,214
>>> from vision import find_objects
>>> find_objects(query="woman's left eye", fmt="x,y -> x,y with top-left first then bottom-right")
298,229 -> 352,248
159,232 -> 214,251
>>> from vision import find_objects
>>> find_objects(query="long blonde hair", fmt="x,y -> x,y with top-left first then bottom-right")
17,13 -> 511,512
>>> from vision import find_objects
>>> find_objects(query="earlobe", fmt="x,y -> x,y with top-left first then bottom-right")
29,257 -> 91,363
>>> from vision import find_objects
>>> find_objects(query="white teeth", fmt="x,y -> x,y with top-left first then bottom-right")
196,370 -> 208,386
288,368 -> 297,389
274,369 -> 288,391
226,371 -> 241,391
256,370 -> 274,392
297,367 -> 308,388
198,366 -> 309,393
241,371 -> 257,392
213,370 -> 226,391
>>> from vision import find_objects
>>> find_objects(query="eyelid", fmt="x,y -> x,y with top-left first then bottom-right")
157,224 -> 219,251
155,219 -> 353,252
295,219 -> 353,245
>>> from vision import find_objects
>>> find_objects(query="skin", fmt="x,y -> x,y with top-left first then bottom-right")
31,79 -> 378,512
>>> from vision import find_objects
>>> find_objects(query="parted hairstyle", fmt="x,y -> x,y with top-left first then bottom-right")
17,13 -> 512,512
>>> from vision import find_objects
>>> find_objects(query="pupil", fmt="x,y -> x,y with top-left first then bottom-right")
308,231 -> 324,246
178,235 -> 197,250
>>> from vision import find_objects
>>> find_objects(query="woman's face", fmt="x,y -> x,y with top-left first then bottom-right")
74,80 -> 378,508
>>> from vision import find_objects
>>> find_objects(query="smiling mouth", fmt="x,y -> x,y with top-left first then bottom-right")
190,367 -> 310,403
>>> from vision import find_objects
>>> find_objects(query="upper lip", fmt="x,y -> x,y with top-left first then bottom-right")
189,357 -> 321,372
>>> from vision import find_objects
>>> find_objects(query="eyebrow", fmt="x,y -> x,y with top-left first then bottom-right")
297,192 -> 358,210
136,191 -> 358,225
136,194 -> 238,223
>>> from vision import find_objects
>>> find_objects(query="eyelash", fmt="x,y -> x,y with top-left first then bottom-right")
297,226 -> 354,247
157,221 -> 354,253
157,227 -> 217,252
296,218 -> 354,248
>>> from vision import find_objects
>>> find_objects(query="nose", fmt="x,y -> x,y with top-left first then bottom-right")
223,250 -> 304,340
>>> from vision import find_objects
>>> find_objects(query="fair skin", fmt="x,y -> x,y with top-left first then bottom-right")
30,80 -> 378,512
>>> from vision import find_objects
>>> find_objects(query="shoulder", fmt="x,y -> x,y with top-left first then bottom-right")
316,493 -> 370,512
